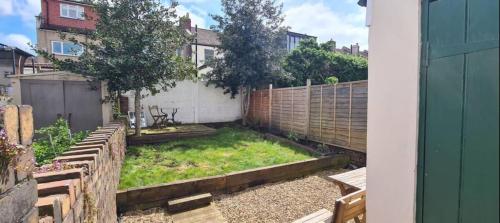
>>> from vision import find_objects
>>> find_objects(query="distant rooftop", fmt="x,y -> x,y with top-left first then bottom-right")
0,43 -> 34,58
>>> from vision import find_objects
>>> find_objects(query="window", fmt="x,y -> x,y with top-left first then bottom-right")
60,4 -> 85,20
204,49 -> 215,63
51,41 -> 84,56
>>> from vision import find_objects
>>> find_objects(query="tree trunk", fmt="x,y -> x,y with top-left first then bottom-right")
134,89 -> 142,136
116,91 -> 122,115
241,86 -> 251,126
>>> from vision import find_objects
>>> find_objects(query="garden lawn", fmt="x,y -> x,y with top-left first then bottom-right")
119,127 -> 314,189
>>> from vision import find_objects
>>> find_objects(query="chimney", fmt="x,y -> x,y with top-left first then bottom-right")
351,43 -> 360,56
179,13 -> 192,58
180,13 -> 192,32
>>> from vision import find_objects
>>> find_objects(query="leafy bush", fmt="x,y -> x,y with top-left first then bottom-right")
281,38 -> 367,86
287,131 -> 300,142
325,76 -> 339,85
33,118 -> 89,165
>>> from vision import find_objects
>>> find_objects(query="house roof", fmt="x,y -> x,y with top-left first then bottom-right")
189,28 -> 315,47
191,27 -> 221,46
287,31 -> 317,39
0,43 -> 34,58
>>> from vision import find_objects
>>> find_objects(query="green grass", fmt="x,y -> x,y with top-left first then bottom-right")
119,127 -> 314,189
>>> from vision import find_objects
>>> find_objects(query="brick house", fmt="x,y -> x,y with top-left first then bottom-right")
36,0 -> 97,63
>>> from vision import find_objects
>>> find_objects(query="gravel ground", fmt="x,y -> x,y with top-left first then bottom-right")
214,169 -> 346,223
119,208 -> 172,223
119,169 -> 346,223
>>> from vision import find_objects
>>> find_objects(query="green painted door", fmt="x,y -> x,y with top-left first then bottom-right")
418,0 -> 499,222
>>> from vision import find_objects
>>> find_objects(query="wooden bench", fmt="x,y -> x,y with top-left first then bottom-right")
332,189 -> 366,223
293,189 -> 366,223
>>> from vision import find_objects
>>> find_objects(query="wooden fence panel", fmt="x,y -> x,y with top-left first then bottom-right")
249,80 -> 367,153
249,90 -> 270,127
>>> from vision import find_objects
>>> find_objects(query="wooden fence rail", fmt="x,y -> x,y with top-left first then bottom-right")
248,80 -> 367,153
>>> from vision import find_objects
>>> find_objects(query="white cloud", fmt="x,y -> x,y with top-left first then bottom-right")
176,4 -> 207,28
0,0 -> 14,15
284,1 -> 368,50
0,33 -> 34,54
0,0 -> 40,26
13,0 -> 41,25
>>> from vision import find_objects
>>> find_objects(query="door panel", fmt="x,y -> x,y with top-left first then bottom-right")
420,0 -> 499,222
20,80 -> 65,130
428,0 -> 465,46
423,55 -> 464,223
468,0 -> 499,43
63,81 -> 102,132
459,48 -> 499,223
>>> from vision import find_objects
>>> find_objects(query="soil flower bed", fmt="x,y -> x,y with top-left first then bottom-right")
119,127 -> 314,189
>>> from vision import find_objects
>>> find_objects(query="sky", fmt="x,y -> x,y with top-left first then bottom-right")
0,0 -> 368,54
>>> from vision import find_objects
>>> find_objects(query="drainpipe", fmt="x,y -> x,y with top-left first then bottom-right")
32,57 -> 35,74
44,0 -> 49,26
11,49 -> 16,76
195,25 -> 198,70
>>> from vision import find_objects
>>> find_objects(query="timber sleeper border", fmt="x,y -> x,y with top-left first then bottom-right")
116,155 -> 350,213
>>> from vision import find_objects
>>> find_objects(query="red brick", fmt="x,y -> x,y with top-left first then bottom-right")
62,160 -> 94,175
62,148 -> 100,157
53,154 -> 98,167
34,169 -> 85,188
36,196 -> 62,222
76,140 -> 107,146
41,0 -> 97,30
37,179 -> 80,206
70,144 -> 105,151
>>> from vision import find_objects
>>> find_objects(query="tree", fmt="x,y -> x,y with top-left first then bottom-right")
206,0 -> 288,125
282,39 -> 367,86
36,0 -> 196,136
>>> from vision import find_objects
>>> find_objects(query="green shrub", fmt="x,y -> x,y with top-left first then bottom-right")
325,76 -> 339,85
287,131 -> 300,142
33,118 -> 89,165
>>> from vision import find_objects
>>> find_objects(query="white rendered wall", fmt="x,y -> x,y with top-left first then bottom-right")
127,80 -> 241,126
366,0 -> 421,222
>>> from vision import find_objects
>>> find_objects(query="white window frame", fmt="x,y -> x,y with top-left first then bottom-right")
60,3 -> 85,20
204,49 -> 215,64
51,41 -> 84,56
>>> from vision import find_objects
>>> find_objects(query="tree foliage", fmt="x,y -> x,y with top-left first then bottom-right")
205,0 -> 288,124
206,0 -> 287,94
282,38 -> 367,86
36,0 -> 196,135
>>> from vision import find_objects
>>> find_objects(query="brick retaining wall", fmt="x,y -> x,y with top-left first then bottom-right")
34,123 -> 126,223
1,103 -> 126,223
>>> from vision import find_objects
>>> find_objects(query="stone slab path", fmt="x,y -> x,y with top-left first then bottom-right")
171,204 -> 226,223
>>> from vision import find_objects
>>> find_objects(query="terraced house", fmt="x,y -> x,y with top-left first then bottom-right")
36,0 -> 96,64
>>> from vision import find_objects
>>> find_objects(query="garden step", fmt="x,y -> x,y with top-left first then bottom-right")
171,203 -> 226,223
292,209 -> 333,223
168,193 -> 213,213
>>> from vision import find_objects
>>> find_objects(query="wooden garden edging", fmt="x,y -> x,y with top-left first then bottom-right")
127,127 -> 217,145
116,155 -> 349,212
248,80 -> 368,153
